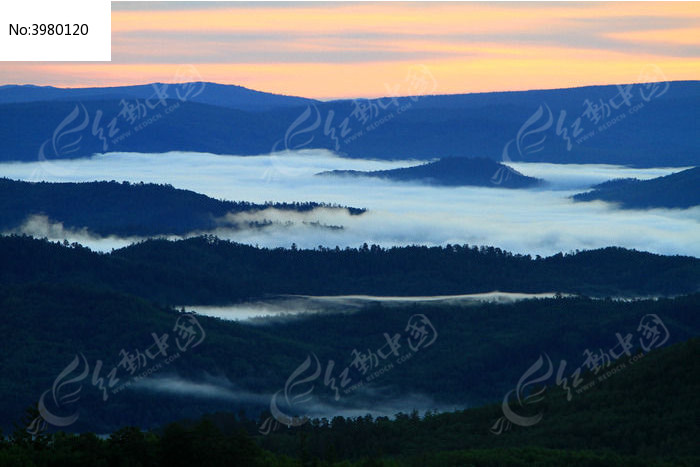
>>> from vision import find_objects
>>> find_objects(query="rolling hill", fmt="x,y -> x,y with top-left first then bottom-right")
573,166 -> 700,209
1,235 -> 698,305
317,157 -> 542,188
0,178 -> 364,237
0,276 -> 698,435
0,82 -> 317,112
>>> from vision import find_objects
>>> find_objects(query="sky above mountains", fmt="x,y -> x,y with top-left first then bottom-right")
2,1 -> 699,98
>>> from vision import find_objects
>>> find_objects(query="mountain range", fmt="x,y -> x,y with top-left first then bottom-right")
0,82 -> 316,111
1,81 -> 698,167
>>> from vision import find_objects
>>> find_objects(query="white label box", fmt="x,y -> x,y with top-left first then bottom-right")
0,0 -> 110,61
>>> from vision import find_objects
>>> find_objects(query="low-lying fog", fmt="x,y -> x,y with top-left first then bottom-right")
1,150 -> 697,257
132,374 -> 458,423
186,292 -> 569,323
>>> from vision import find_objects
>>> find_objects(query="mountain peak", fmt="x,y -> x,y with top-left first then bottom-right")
318,157 -> 542,189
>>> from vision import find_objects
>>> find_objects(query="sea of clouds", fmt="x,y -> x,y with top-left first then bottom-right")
0,149 -> 697,257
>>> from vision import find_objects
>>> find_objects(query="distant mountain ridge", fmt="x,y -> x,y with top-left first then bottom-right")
573,166 -> 700,209
318,157 -> 542,188
0,82 -> 317,112
1,80 -> 698,166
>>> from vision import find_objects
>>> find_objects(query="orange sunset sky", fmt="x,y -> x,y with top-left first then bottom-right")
2,1 -> 699,99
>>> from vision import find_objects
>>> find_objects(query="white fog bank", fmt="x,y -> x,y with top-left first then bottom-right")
0,150 -> 697,257
186,292 -> 572,323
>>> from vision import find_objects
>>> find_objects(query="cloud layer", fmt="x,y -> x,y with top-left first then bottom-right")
1,150 -> 697,258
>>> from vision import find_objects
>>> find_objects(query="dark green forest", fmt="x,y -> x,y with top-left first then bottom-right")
2,337 -> 697,466
1,235 -> 698,306
1,274 -> 698,434
0,178 -> 364,237
1,234 -> 698,464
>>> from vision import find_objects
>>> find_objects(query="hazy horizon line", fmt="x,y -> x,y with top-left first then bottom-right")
2,78 -> 697,102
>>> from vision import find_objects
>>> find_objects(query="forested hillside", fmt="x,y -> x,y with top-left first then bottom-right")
1,273 -> 698,434
0,179 -> 364,236
2,337 -> 697,466
573,166 -> 700,209
1,235 -> 698,304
